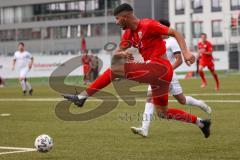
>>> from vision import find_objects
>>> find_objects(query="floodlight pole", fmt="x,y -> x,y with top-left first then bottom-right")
151,0 -> 155,19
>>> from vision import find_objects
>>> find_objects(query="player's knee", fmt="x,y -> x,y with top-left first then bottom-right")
177,97 -> 186,105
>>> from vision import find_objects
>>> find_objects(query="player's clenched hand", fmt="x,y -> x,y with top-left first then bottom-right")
114,50 -> 127,57
114,50 -> 133,60
125,51 -> 134,61
183,51 -> 195,66
29,63 -> 33,70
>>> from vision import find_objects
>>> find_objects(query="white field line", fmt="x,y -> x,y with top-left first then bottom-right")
0,98 -> 240,103
185,93 -> 240,96
0,146 -> 36,155
0,150 -> 36,155
0,146 -> 36,150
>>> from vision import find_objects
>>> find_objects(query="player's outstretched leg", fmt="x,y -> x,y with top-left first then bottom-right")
63,68 -> 116,107
156,106 -> 211,138
131,101 -> 211,138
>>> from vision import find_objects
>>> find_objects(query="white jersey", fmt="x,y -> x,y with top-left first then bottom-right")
13,51 -> 33,69
165,37 -> 181,65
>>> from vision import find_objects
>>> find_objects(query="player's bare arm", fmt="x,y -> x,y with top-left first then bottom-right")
168,29 -> 195,66
172,52 -> 183,70
29,57 -> 34,70
12,59 -> 16,71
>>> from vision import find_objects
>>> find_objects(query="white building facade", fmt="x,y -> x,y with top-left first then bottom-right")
169,0 -> 240,69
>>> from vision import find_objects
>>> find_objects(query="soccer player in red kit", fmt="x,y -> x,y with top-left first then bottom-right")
198,33 -> 220,91
64,3 -> 211,138
81,51 -> 92,84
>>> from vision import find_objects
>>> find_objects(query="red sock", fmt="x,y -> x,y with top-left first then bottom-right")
199,70 -> 206,84
164,108 -> 197,124
86,68 -> 115,96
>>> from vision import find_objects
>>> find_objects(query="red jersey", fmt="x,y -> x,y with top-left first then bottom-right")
121,19 -> 169,61
81,55 -> 92,65
198,41 -> 213,62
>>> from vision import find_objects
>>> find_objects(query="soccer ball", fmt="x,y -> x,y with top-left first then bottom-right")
34,134 -> 53,153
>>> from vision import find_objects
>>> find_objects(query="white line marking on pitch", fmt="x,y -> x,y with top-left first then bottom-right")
0,98 -> 240,103
0,146 -> 36,156
0,113 -> 11,117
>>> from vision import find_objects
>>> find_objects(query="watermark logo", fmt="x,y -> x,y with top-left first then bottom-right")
50,41 -> 171,121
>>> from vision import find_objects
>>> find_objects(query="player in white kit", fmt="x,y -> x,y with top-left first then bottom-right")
131,19 -> 212,137
12,42 -> 34,96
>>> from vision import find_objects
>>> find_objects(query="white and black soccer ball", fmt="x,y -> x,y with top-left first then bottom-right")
34,134 -> 53,153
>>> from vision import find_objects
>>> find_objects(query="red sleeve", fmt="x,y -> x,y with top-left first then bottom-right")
149,20 -> 169,35
207,42 -> 213,53
197,42 -> 201,49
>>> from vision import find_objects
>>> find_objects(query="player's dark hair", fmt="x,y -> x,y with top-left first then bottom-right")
159,19 -> 171,27
18,42 -> 25,46
201,33 -> 207,37
114,3 -> 133,16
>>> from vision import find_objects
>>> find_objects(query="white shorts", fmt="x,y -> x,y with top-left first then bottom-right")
148,72 -> 183,96
19,67 -> 29,78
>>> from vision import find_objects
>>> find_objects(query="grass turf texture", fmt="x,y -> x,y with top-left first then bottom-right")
0,72 -> 240,160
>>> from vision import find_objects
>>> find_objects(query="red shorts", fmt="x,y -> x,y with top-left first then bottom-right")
199,60 -> 215,71
83,64 -> 90,74
124,58 -> 173,107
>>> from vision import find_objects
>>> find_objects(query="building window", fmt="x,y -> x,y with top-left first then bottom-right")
70,26 -> 78,38
3,7 -> 14,24
59,26 -> 68,39
175,0 -> 185,15
0,30 -> 16,41
175,23 -> 185,37
81,25 -> 89,37
192,0 -> 203,13
91,24 -> 105,36
192,21 -> 203,38
212,20 -> 223,37
231,0 -> 240,10
32,28 -> 41,40
41,28 -> 51,39
213,45 -> 225,51
231,14 -> 240,36
52,26 -> 68,39
17,28 -> 33,40
212,0 -> 222,12
230,43 -> 239,52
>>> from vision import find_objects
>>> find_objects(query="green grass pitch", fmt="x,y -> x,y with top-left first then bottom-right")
0,72 -> 240,160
